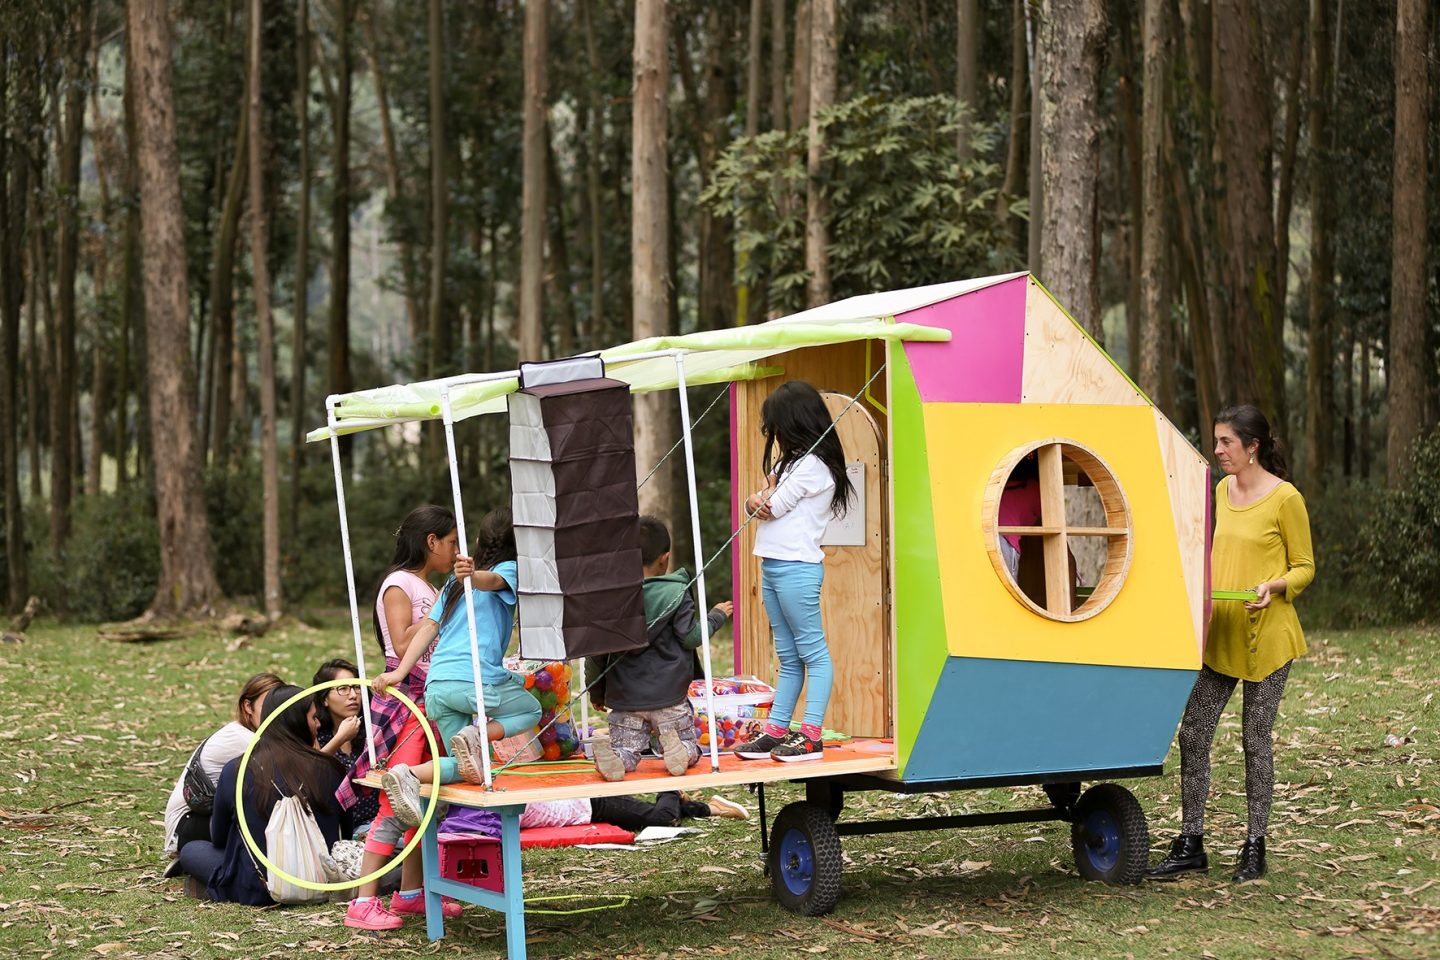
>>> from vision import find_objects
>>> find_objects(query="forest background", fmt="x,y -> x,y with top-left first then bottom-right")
0,0 -> 1436,632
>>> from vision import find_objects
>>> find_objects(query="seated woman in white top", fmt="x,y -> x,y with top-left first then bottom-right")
162,672 -> 284,865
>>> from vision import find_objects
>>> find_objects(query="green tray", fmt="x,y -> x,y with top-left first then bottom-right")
1211,589 -> 1260,602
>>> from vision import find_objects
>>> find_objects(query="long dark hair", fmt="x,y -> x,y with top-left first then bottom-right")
370,505 -> 456,663
1215,404 -> 1290,481
761,380 -> 854,517
438,507 -> 517,629
245,684 -> 345,817
311,658 -> 358,735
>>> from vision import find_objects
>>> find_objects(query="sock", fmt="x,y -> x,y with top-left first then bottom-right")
763,722 -> 787,739
800,723 -> 822,741
397,888 -> 422,900
352,896 -> 376,904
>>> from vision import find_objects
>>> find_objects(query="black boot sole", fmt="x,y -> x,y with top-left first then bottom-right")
1143,863 -> 1209,881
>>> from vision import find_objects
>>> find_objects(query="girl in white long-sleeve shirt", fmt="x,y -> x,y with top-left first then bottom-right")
735,380 -> 853,763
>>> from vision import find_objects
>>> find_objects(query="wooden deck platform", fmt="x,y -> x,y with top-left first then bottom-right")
357,738 -> 897,808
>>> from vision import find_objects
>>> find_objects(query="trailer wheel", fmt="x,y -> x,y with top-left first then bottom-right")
769,802 -> 843,916
1071,783 -> 1148,885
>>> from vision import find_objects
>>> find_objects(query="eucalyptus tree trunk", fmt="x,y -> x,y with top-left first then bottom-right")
208,106 -> 247,467
518,0 -> 547,363
955,0 -> 979,164
117,28 -> 140,490
769,0 -> 786,130
52,2 -> 93,557
1212,0 -> 1280,421
0,37 -> 28,611
329,0 -> 354,447
289,0 -> 310,537
1036,0 -> 1105,339
804,0 -> 836,309
580,0 -> 605,347
996,0 -> 1027,250
1138,0 -> 1167,402
632,0 -> 674,521
361,2 -> 422,346
1386,0 -> 1429,488
427,0 -> 451,373
790,0 -> 812,133
128,0 -> 223,617
246,0 -> 282,620
1305,0 -> 1331,491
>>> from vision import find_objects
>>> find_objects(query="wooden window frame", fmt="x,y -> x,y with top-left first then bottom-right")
982,439 -> 1133,622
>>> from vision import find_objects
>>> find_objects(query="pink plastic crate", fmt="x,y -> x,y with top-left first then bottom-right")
437,832 -> 503,892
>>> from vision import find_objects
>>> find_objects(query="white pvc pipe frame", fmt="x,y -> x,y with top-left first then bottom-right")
325,349 -> 724,788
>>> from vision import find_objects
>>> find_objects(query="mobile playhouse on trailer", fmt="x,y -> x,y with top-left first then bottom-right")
315,271 -> 1209,954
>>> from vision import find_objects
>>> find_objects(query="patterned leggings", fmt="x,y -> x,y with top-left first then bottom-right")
1178,662 -> 1292,838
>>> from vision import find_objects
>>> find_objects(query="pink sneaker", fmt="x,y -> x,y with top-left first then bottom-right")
390,891 -> 463,919
345,897 -> 404,931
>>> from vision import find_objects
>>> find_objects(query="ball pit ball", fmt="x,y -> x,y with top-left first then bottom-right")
534,670 -> 553,691
542,743 -> 561,761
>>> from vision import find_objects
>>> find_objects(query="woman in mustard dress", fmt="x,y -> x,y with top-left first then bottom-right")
1148,405 -> 1315,882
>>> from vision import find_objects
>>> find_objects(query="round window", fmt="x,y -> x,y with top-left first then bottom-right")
983,440 -> 1132,622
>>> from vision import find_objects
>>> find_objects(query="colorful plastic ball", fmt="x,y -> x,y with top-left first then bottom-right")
534,670 -> 553,691
539,726 -> 558,746
524,675 -> 536,689
552,681 -> 568,702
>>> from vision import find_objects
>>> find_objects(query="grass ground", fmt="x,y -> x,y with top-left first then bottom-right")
0,619 -> 1435,959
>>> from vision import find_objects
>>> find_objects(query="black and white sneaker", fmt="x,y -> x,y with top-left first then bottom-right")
769,732 -> 824,763
733,731 -> 785,760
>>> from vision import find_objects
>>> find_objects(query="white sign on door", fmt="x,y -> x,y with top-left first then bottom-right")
820,462 -> 866,547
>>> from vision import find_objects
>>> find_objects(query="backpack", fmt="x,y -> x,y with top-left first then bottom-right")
180,738 -> 216,815
261,789 -> 345,904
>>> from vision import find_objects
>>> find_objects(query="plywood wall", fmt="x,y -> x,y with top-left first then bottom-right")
734,343 -> 892,738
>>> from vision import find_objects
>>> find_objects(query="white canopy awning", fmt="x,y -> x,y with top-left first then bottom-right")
303,274 -> 1024,441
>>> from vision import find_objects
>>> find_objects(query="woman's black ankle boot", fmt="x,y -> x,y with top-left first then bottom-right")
1232,836 -> 1266,881
1145,833 -> 1208,879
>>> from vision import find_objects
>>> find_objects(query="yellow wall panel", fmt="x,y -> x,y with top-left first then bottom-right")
923,402 -> 1202,671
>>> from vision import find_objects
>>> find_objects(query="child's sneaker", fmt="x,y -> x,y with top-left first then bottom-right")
449,727 -> 487,783
390,890 -> 463,919
659,727 -> 691,776
770,732 -> 824,762
733,730 -> 785,760
345,896 -> 404,930
380,764 -> 424,827
591,736 -> 625,782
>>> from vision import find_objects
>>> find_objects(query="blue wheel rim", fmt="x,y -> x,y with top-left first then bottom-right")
778,827 -> 815,897
1083,808 -> 1121,873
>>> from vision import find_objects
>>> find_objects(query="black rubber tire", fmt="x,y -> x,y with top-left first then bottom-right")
768,801 -> 843,916
1070,783 -> 1149,885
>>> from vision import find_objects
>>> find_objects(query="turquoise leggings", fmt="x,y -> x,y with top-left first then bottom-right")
761,558 -> 833,730
424,677 -> 542,783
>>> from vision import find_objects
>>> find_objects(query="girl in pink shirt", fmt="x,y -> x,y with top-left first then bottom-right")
345,505 -> 459,931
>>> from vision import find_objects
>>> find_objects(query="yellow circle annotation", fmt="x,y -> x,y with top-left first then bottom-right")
235,678 -> 440,893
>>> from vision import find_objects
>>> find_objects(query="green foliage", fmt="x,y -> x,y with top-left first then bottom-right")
24,487 -> 160,622
1304,428 -> 1440,628
703,95 -> 1021,317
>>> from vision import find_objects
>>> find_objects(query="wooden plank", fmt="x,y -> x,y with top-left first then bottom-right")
1066,527 -> 1129,536
1037,444 -> 1071,616
1153,409 -> 1209,656
1020,281 -> 1146,406
996,525 -> 1062,535
358,738 -> 898,809
734,342 -> 891,739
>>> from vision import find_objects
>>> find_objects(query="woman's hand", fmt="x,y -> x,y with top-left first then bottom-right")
372,671 -> 401,697
454,555 -> 475,581
332,715 -> 362,747
746,489 -> 775,520
1244,579 -> 1286,611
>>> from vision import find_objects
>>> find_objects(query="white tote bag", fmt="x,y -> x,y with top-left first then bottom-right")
263,793 -> 343,904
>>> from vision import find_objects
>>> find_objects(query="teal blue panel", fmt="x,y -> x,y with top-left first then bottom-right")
902,658 -> 1198,783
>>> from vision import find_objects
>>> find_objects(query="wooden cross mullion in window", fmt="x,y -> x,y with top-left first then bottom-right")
1036,443 -> 1071,617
